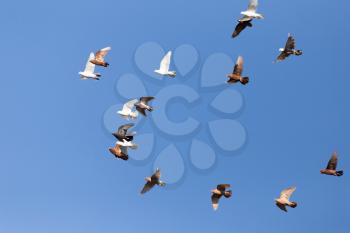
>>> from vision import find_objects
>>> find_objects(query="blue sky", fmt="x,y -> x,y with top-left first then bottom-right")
0,0 -> 349,232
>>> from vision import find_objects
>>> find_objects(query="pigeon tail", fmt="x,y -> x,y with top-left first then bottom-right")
240,77 -> 249,85
224,190 -> 232,198
336,170 -> 344,176
289,202 -> 297,208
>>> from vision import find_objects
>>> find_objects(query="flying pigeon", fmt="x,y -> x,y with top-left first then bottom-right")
117,99 -> 139,120
211,184 -> 232,211
112,123 -> 136,142
275,33 -> 302,62
320,152 -> 343,176
135,97 -> 155,116
241,0 -> 264,19
116,139 -> 138,150
232,16 -> 253,38
140,168 -> 166,194
227,56 -> 249,85
79,53 -> 101,80
275,187 -> 298,212
108,143 -> 128,160
154,51 -> 176,78
89,47 -> 111,67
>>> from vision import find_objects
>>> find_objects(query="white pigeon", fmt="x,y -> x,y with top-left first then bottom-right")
241,0 -> 264,19
117,139 -> 138,150
79,53 -> 101,80
117,99 -> 139,120
154,51 -> 176,78
275,187 -> 298,212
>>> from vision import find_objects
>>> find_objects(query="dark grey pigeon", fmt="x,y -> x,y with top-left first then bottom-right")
112,123 -> 136,142
232,16 -> 253,38
135,96 -> 155,116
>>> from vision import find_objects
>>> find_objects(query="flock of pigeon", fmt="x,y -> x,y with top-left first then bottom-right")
79,0 -> 344,211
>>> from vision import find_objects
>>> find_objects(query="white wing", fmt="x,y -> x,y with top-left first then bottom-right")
84,53 -> 95,73
280,187 -> 296,201
159,51 -> 171,72
121,99 -> 138,114
248,0 -> 258,12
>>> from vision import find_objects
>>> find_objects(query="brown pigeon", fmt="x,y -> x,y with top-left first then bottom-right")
320,152 -> 343,176
227,56 -> 249,85
275,33 -> 302,62
275,187 -> 297,212
211,184 -> 232,210
232,16 -> 253,38
90,47 -> 111,67
108,143 -> 128,161
140,168 -> 166,194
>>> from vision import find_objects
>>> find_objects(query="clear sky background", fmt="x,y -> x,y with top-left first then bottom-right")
0,0 -> 349,232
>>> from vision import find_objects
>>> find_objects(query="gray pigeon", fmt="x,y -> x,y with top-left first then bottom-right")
140,168 -> 165,194
320,152 -> 343,176
112,123 -> 136,142
135,97 -> 155,116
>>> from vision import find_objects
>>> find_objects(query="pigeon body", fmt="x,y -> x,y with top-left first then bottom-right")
90,47 -> 111,67
140,168 -> 166,194
227,56 -> 249,85
79,53 -> 101,80
321,152 -> 344,176
154,51 -> 176,78
241,0 -> 264,19
211,184 -> 232,210
117,139 -> 138,150
108,143 -> 128,160
275,187 -> 297,212
232,17 -> 253,38
275,33 -> 302,62
118,99 -> 139,120
112,123 -> 136,142
135,97 -> 155,116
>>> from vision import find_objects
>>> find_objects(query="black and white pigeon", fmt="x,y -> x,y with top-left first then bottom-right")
112,123 -> 136,142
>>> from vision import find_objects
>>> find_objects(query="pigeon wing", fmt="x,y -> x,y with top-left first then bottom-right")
280,187 -> 296,200
276,52 -> 288,61
121,99 -> 138,114
141,181 -> 155,194
232,21 -> 246,38
84,53 -> 95,73
152,169 -> 161,180
326,152 -> 338,170
95,47 -> 111,62
117,123 -> 135,137
136,106 -> 147,116
285,33 -> 295,50
211,193 -> 221,210
159,51 -> 171,72
276,202 -> 288,212
248,0 -> 258,12
217,184 -> 230,192
140,96 -> 155,104
233,56 -> 244,75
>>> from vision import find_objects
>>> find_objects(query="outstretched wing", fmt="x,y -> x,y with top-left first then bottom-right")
140,96 -> 155,104
84,53 -> 95,73
276,52 -> 288,61
211,193 -> 221,210
326,152 -> 338,170
136,106 -> 147,116
233,56 -> 244,75
248,0 -> 258,12
141,181 -> 155,194
121,99 -> 138,113
159,51 -> 172,72
152,169 -> 161,180
284,33 -> 295,50
217,184 -> 230,192
276,202 -> 288,212
117,123 -> 134,136
95,47 -> 111,62
280,187 -> 296,200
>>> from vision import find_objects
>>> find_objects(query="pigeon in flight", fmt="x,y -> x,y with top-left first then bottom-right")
79,53 -> 101,80
108,143 -> 128,160
118,99 -> 139,120
140,168 -> 166,194
275,187 -> 298,212
154,51 -> 176,78
112,123 -> 136,142
241,0 -> 264,19
90,47 -> 111,67
320,152 -> 344,176
232,16 -> 253,39
211,184 -> 232,210
227,56 -> 249,85
135,97 -> 155,116
275,33 -> 303,62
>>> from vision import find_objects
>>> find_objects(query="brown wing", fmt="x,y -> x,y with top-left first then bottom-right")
95,47 -> 111,62
217,184 -> 230,192
140,96 -> 155,104
276,202 -> 287,212
326,152 -> 338,170
141,181 -> 155,194
211,193 -> 221,210
276,52 -> 288,61
232,18 -> 252,38
284,33 -> 295,50
136,106 -> 147,116
233,56 -> 243,75
152,169 -> 161,180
